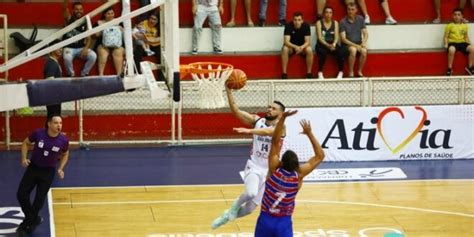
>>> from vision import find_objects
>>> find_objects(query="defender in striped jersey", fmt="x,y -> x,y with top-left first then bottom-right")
211,87 -> 286,229
255,110 -> 325,237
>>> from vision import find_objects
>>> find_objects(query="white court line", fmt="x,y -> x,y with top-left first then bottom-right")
52,198 -> 474,218
50,179 -> 474,190
47,190 -> 56,237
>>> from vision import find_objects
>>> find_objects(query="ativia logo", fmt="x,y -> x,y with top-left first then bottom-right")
321,106 -> 453,154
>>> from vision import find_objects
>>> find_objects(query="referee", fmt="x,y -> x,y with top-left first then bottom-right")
16,114 -> 70,235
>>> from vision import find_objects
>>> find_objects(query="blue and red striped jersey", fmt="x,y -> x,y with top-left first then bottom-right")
261,167 -> 299,216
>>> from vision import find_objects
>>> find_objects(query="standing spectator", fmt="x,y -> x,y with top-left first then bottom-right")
227,0 -> 254,27
316,0 -> 327,20
315,6 -> 345,79
258,0 -> 287,26
138,0 -> 151,22
191,0 -> 224,55
433,0 -> 472,23
433,0 -> 441,23
343,0 -> 370,24
459,0 -> 473,21
340,2 -> 368,77
281,12 -> 313,79
16,115 -> 69,235
96,8 -> 125,76
444,8 -> 473,76
62,0 -> 97,77
133,12 -> 161,74
44,41 -> 63,117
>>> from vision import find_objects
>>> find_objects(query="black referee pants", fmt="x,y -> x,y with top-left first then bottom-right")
16,163 -> 55,226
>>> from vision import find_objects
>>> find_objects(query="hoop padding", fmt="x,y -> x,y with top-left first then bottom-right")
188,62 -> 234,109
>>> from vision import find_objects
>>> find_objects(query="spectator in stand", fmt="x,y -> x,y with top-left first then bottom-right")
317,1 -> 397,24
316,6 -> 345,79
227,0 -> 254,27
433,0 -> 442,23
62,0 -> 97,77
281,12 -> 313,79
340,2 -> 368,77
459,0 -> 473,21
44,41 -> 63,117
258,0 -> 287,26
133,12 -> 161,74
96,8 -> 124,76
340,0 -> 397,24
138,0 -> 151,21
433,0 -> 472,23
191,0 -> 224,55
444,8 -> 473,76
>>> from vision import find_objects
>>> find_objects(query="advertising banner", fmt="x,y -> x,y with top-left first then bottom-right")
284,105 -> 474,161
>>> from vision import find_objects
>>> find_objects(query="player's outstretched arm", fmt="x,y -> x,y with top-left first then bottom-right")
233,127 -> 275,136
268,110 -> 297,174
298,120 -> 325,178
226,87 -> 258,126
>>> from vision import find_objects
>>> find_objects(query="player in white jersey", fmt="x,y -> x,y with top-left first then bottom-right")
211,86 -> 286,229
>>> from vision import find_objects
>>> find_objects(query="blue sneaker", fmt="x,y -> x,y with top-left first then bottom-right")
211,209 -> 229,229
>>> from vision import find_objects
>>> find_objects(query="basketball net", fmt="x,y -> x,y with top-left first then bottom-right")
187,63 -> 233,109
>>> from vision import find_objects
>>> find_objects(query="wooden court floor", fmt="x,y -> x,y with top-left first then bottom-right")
51,180 -> 474,237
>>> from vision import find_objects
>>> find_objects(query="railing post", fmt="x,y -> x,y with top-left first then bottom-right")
79,99 -> 84,146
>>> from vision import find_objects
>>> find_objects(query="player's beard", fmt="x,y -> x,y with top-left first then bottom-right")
265,114 -> 277,121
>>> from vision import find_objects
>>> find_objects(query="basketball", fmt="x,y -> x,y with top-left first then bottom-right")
226,69 -> 247,90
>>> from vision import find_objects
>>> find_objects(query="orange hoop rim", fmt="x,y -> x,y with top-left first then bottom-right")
179,62 -> 234,78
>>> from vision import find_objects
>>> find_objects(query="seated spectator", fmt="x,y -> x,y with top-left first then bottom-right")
227,0 -> 254,27
191,0 -> 224,54
96,8 -> 124,76
281,12 -> 313,79
433,0 -> 472,23
444,8 -> 473,76
342,0 -> 397,24
340,2 -> 368,77
459,0 -> 473,21
258,0 -> 287,26
316,6 -> 345,79
133,12 -> 161,73
62,0 -> 97,77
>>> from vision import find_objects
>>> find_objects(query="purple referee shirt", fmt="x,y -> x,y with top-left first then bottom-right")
29,128 -> 69,168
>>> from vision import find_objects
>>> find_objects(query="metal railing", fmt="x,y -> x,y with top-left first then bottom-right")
0,14 -> 10,149
1,76 -> 473,149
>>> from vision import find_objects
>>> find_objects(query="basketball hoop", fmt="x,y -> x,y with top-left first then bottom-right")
180,62 -> 233,109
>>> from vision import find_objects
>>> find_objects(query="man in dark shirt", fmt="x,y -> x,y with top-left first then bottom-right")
16,115 -> 70,235
44,41 -> 63,117
281,12 -> 313,79
62,0 -> 97,77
